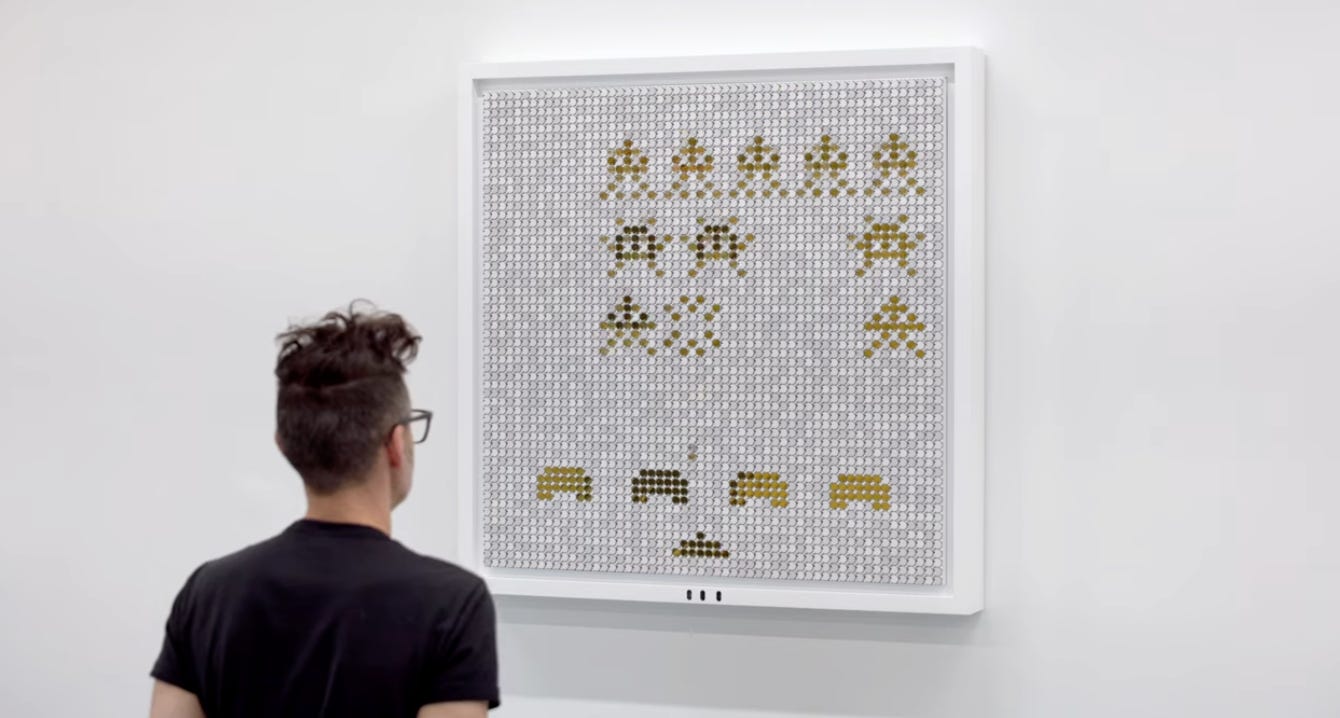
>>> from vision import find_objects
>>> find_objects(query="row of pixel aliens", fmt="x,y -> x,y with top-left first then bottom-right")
538,466 -> 899,512
603,214 -> 924,278
599,293 -> 927,359
601,133 -> 927,200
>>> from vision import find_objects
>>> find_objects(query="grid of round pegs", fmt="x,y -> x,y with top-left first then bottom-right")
478,76 -> 950,586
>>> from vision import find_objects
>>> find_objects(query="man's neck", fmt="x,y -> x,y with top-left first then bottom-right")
304,483 -> 392,536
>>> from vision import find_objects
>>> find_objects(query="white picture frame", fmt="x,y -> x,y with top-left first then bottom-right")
458,47 -> 984,614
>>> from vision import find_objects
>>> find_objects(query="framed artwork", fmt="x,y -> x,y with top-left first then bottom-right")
458,48 -> 984,613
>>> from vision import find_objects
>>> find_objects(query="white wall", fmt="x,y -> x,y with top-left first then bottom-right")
2,0 -> 1338,715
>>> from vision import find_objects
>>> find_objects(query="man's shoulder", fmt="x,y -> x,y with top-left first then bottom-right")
182,533 -> 288,589
391,544 -> 489,594
179,526 -> 490,608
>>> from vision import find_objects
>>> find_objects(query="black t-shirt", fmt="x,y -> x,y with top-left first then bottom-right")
152,519 -> 499,716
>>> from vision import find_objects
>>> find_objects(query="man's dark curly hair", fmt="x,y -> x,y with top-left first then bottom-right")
274,301 -> 422,493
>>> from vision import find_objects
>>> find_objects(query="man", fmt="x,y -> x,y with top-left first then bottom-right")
150,303 -> 498,717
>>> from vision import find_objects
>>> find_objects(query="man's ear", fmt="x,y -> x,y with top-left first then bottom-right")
274,432 -> 284,453
386,425 -> 407,469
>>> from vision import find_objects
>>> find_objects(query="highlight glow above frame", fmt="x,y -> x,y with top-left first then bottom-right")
458,47 -> 985,614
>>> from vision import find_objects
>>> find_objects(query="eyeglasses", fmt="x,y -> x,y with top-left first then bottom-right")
397,409 -> 433,444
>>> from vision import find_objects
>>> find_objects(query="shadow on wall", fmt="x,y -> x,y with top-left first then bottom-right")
497,595 -> 988,717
